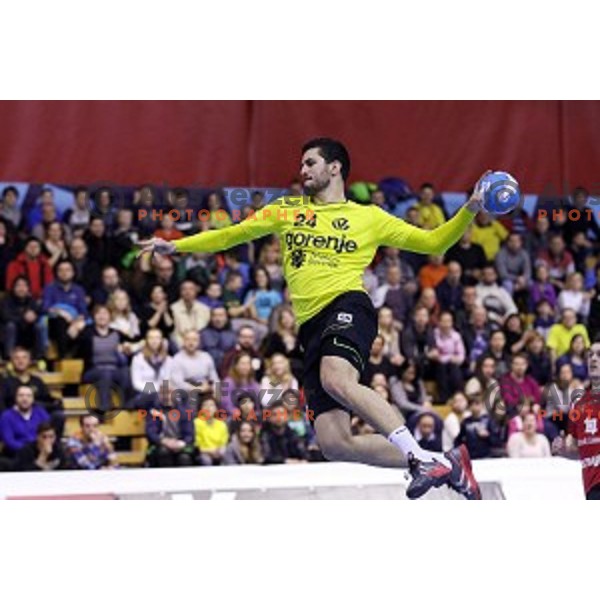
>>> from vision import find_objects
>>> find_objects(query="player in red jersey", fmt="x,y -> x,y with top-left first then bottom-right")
552,341 -> 600,499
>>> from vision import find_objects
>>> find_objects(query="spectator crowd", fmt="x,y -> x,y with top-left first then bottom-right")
0,181 -> 598,471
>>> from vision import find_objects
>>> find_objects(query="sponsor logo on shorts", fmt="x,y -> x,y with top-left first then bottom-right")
337,312 -> 353,324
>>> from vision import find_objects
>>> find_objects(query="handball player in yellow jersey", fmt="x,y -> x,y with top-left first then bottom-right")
139,138 -> 486,499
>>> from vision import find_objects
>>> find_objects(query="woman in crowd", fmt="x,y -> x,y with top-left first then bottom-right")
488,396 -> 510,458
131,328 -> 173,408
220,352 -> 261,415
503,313 -> 533,355
464,356 -> 498,399
281,388 -> 317,453
203,191 -> 232,230
532,299 -> 556,340
528,263 -> 557,313
258,241 -> 284,292
137,283 -> 175,340
108,289 -> 142,348
461,305 -> 492,374
557,271 -> 591,323
507,411 -> 551,458
377,306 -> 404,366
525,331 -> 553,386
43,221 -> 69,268
228,392 -> 262,435
507,398 -> 545,437
244,266 -> 283,327
555,333 -> 588,383
415,286 -> 440,326
390,359 -> 431,419
262,306 -> 303,381
79,305 -> 131,413
363,334 -> 398,386
259,353 -> 298,407
431,311 -> 465,403
442,392 -> 469,451
223,421 -> 264,465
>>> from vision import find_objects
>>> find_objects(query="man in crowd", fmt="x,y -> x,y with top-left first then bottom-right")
42,259 -> 89,356
14,422 -> 67,471
200,307 -> 237,373
66,414 -> 118,469
170,279 -> 211,348
170,330 -> 219,398
0,347 -> 64,435
0,385 -> 50,458
6,237 -> 53,300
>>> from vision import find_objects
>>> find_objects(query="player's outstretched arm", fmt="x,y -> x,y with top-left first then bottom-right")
378,171 -> 490,256
136,205 -> 280,259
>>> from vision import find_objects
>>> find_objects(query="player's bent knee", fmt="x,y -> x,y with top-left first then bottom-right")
316,430 -> 355,462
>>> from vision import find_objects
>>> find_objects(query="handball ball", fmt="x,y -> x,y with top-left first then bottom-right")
480,171 -> 520,215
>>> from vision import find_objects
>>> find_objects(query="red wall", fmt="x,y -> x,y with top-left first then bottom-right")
0,100 -> 597,193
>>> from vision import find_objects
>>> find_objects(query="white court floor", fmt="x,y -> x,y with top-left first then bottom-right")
0,457 -> 585,500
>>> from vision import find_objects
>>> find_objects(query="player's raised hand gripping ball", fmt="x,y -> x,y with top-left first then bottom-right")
479,171 -> 521,215
136,237 -> 177,260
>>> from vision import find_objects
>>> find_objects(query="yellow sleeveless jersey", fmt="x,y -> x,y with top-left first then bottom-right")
174,197 -> 474,325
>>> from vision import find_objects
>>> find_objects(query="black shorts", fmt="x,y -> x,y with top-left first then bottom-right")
298,291 -> 378,421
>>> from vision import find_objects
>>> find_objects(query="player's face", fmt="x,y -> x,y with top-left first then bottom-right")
300,149 -> 332,194
588,344 -> 600,379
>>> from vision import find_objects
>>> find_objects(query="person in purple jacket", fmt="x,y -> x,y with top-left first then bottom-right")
42,259 -> 89,356
0,385 -> 50,457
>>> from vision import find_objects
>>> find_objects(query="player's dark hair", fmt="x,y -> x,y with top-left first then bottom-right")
302,137 -> 351,181
420,182 -> 435,191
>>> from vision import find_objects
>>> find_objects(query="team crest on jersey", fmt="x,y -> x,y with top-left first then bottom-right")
332,218 -> 350,231
337,312 -> 353,324
585,417 -> 598,435
290,249 -> 306,269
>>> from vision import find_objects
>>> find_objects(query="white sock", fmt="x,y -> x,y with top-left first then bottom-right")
388,426 -> 451,468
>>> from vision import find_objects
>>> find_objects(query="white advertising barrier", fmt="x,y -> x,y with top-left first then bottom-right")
0,457 -> 586,500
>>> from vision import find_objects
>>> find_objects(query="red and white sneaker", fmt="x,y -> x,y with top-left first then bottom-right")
444,444 -> 482,500
406,453 -> 452,499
